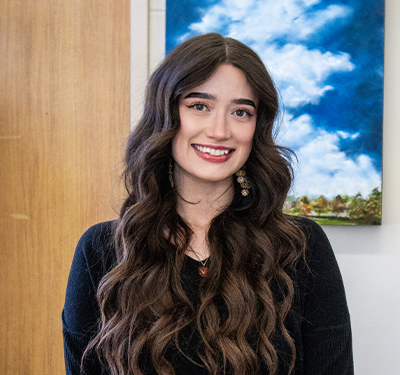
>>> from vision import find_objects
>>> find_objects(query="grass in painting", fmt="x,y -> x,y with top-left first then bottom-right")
312,218 -> 358,226
285,214 -> 362,226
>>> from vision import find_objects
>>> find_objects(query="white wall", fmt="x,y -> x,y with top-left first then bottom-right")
131,1 -> 400,373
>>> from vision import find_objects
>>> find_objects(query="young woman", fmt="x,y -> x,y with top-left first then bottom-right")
63,33 -> 353,375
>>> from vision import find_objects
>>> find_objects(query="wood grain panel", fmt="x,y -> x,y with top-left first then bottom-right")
0,1 -> 130,373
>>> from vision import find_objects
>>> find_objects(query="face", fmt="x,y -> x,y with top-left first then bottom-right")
172,64 -> 258,186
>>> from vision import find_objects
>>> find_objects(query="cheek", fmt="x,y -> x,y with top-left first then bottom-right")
172,114 -> 200,149
237,126 -> 256,149
171,124 -> 191,161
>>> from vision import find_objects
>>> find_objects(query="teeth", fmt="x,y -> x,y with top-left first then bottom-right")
195,145 -> 230,156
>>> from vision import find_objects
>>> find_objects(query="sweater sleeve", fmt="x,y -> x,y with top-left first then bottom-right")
62,222 -> 115,375
300,219 -> 354,374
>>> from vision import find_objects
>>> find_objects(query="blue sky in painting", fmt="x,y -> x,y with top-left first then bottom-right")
166,0 -> 384,198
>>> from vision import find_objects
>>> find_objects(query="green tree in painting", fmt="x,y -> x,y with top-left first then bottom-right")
296,195 -> 311,215
313,195 -> 328,216
348,192 -> 366,218
331,195 -> 346,217
348,188 -> 382,224
341,194 -> 351,205
365,187 -> 382,225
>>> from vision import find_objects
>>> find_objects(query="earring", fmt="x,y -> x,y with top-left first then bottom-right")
169,159 -> 174,188
236,168 -> 251,196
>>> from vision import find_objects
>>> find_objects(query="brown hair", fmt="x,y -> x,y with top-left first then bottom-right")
84,33 -> 306,375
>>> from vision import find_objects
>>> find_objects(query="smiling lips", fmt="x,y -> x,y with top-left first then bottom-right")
192,144 -> 234,163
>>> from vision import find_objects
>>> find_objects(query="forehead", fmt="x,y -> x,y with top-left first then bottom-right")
181,64 -> 258,103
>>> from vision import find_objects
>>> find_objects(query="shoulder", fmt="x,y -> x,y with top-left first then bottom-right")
63,221 -> 118,334
77,220 -> 117,259
288,219 -> 353,371
291,217 -> 351,323
77,220 -> 117,251
72,220 -> 118,285
291,216 -> 330,246
288,216 -> 346,308
289,216 -> 334,263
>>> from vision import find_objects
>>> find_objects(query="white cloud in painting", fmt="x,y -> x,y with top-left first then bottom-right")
289,129 -> 381,198
278,114 -> 380,198
229,2 -> 352,42
257,44 -> 354,107
336,131 -> 360,140
277,113 -> 314,149
288,5 -> 352,39
182,0 -> 352,43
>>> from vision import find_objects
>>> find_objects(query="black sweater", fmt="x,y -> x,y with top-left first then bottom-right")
62,217 -> 353,374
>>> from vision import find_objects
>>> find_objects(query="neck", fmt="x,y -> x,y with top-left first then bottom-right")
173,164 -> 234,260
174,175 -> 234,229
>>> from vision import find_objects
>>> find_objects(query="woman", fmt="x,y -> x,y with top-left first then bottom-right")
63,33 -> 353,375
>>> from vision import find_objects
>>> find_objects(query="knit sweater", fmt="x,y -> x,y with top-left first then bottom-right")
62,217 -> 353,374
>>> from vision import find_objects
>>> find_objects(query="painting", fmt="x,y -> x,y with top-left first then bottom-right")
166,0 -> 384,225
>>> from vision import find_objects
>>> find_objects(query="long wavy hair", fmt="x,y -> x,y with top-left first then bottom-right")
84,33 -> 306,375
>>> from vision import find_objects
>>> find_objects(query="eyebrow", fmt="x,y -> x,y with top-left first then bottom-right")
183,92 -> 216,100
232,98 -> 257,108
183,92 -> 257,109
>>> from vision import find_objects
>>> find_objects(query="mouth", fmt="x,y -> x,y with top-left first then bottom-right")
192,144 -> 234,156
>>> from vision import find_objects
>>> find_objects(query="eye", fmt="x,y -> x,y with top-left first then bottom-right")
187,102 -> 208,111
194,103 -> 206,111
234,109 -> 252,117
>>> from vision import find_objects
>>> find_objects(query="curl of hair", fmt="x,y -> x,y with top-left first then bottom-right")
83,33 -> 306,375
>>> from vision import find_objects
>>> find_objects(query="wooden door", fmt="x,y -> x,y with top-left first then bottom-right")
0,0 -> 130,373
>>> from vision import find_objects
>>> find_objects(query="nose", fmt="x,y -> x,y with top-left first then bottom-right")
206,112 -> 231,140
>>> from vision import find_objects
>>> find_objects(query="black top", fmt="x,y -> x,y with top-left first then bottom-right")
62,217 -> 353,374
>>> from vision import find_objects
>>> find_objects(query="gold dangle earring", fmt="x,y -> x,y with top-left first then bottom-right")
236,167 -> 251,196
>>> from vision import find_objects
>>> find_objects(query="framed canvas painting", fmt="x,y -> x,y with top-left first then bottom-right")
166,0 -> 384,225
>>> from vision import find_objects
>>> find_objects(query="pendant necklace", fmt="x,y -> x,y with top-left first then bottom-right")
190,249 -> 209,277
197,257 -> 209,277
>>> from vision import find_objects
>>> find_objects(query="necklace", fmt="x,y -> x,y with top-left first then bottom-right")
189,249 -> 209,277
